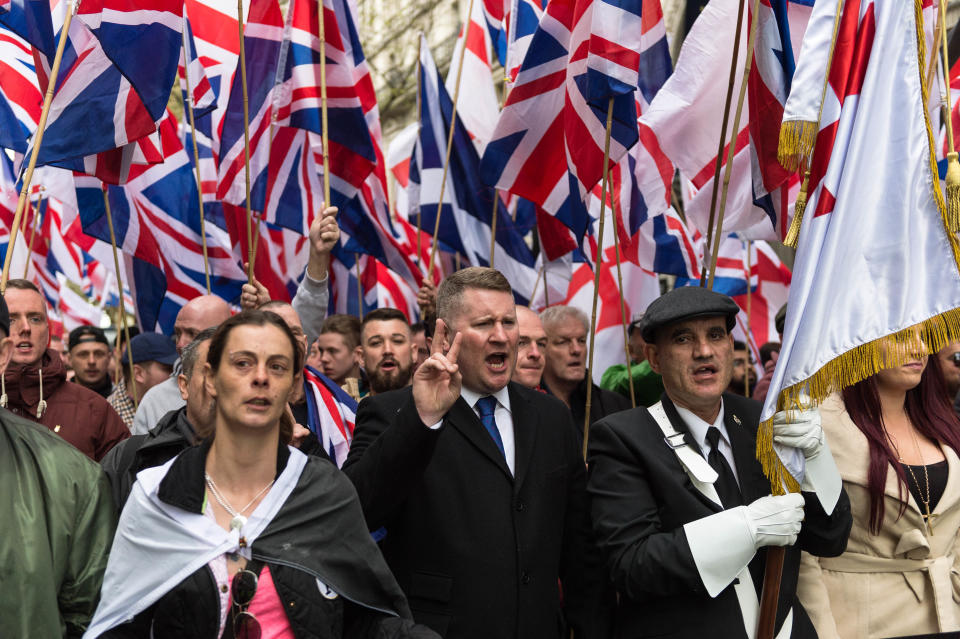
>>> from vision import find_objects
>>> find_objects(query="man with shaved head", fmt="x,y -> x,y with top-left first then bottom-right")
131,295 -> 232,435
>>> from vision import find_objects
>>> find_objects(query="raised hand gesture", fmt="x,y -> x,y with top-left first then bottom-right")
413,318 -> 462,426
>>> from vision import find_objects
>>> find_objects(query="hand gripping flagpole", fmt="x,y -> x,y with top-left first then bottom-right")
236,0 -> 256,285
426,0 -> 476,282
102,187 -> 139,408
582,97 -> 616,460
609,168 -> 636,408
181,28 -> 212,294
0,2 -> 75,295
699,0 -> 747,287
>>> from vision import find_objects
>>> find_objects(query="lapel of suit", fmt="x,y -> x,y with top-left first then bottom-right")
508,383 -> 537,494
660,395 -> 724,513
723,396 -> 769,504
446,395 -> 513,480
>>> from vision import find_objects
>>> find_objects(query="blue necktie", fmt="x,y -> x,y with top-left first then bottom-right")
475,396 -> 506,458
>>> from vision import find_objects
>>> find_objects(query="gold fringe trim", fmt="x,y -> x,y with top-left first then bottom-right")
777,120 -> 817,173
758,309 -> 960,492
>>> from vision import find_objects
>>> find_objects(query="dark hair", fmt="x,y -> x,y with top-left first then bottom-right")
733,340 -> 747,351
628,318 -> 643,338
362,307 -> 408,327
4,278 -> 42,294
759,342 -> 780,365
114,325 -> 141,349
320,314 -> 361,349
410,322 -> 427,336
841,355 -> 960,533
206,310 -> 303,444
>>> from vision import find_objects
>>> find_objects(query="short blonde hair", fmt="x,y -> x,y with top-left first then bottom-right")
436,267 -> 513,323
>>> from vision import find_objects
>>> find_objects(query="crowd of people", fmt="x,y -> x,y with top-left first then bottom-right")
3,213 -> 960,639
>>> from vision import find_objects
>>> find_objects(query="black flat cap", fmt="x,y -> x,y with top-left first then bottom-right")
639,286 -> 740,342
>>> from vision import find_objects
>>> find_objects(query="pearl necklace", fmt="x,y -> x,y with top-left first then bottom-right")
204,473 -> 275,533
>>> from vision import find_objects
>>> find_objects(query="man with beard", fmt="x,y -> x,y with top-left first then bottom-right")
361,309 -> 415,396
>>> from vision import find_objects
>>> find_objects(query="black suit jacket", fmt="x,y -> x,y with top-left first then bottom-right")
586,393 -> 852,639
344,383 -> 602,639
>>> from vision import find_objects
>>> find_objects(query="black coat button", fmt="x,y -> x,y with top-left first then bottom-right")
521,572 -> 531,585
516,499 -> 526,512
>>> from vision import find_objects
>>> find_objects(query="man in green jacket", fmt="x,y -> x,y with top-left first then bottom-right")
0,294 -> 116,637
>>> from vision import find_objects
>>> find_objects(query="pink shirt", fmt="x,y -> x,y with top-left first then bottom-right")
243,565 -> 296,639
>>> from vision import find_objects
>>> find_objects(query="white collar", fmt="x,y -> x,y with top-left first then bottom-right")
674,400 -> 727,454
461,385 -> 512,413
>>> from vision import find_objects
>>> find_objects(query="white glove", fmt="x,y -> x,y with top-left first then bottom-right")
745,493 -> 805,549
685,495 -> 802,597
772,407 -> 824,459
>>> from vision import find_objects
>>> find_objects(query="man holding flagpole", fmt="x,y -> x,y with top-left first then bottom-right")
587,286 -> 851,638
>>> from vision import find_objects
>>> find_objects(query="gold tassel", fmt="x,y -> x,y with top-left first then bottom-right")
777,120 -> 817,173
946,152 -> 960,233
783,173 -> 810,248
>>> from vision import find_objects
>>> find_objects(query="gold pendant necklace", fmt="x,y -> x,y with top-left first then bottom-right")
899,429 -> 936,535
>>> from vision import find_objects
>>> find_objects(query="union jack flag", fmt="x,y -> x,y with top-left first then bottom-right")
0,25 -> 40,153
480,0 -> 652,238
20,0 -> 161,182
76,110 -> 247,331
76,0 -> 185,122
303,365 -> 357,467
446,0 -> 500,153
179,3 -> 216,120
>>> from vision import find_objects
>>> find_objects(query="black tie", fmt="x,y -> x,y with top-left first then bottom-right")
706,426 -> 742,507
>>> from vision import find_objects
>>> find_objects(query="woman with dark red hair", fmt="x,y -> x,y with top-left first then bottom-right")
797,336 -> 960,638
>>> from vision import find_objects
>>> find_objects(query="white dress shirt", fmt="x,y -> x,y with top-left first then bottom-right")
460,386 -> 516,475
675,401 -> 739,486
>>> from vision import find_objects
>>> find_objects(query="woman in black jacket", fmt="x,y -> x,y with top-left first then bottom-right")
85,310 -> 436,639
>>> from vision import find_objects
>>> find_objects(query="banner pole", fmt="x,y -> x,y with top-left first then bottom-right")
181,29 -> 212,294
582,97 -> 615,460
103,187 -> 138,408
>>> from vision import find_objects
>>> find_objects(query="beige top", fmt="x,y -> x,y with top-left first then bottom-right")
797,394 -> 960,638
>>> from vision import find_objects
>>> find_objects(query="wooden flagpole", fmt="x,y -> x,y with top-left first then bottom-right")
181,30 -> 212,294
355,253 -> 363,318
609,167 -> 636,408
426,0 -> 476,281
582,97 -> 616,460
529,264 -> 545,306
744,239 -> 752,397
102,188 -> 139,408
319,0 -> 331,206
706,0 -> 762,291
23,187 -> 45,279
416,37 -> 423,266
20,198 -> 34,278
0,3 -> 75,295
699,0 -> 747,287
236,0 -> 256,285
489,195 -> 499,268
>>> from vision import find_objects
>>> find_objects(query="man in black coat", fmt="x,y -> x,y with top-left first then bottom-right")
587,286 -> 852,638
344,267 -> 601,639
